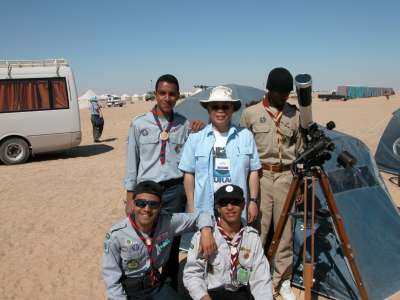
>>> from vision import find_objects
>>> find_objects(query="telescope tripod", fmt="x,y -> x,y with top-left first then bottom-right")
266,167 -> 368,300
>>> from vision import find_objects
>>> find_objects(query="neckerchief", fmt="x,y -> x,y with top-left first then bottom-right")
128,214 -> 159,284
262,97 -> 284,163
217,218 -> 245,286
151,106 -> 174,165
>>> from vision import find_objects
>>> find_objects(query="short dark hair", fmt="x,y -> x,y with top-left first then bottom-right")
155,74 -> 180,92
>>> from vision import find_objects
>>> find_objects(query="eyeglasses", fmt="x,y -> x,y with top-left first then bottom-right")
134,199 -> 161,209
210,104 -> 232,111
217,198 -> 243,207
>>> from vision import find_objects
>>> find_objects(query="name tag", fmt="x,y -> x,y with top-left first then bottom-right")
215,158 -> 230,171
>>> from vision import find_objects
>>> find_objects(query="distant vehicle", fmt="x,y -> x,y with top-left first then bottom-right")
318,91 -> 348,101
106,94 -> 124,107
0,59 -> 81,165
144,91 -> 155,101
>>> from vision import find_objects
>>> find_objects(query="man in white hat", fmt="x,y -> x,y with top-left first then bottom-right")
179,86 -> 261,223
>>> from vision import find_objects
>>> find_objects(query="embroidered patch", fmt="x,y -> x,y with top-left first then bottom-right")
260,116 -> 267,123
127,259 -> 140,270
104,241 -> 110,253
105,233 -> 111,240
126,239 -> 133,246
156,239 -> 171,253
140,129 -> 149,136
225,185 -> 234,192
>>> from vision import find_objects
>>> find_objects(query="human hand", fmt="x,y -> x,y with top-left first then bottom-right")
247,201 -> 258,224
190,120 -> 205,133
199,227 -> 217,259
200,295 -> 212,300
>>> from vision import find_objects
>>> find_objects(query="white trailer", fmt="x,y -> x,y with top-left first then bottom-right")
0,59 -> 81,164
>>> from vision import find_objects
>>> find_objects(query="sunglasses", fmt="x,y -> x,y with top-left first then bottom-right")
134,199 -> 161,209
217,198 -> 243,207
210,104 -> 232,111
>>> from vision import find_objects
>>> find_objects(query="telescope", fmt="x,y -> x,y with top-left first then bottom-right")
295,74 -> 313,131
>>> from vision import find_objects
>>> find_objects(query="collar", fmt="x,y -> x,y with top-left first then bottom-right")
205,123 -> 238,138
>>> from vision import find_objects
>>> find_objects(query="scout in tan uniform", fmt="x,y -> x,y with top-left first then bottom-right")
240,67 -> 302,300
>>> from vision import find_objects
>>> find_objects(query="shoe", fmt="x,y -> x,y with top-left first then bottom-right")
279,280 -> 297,300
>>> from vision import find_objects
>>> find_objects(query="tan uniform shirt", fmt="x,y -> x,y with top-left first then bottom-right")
240,101 -> 302,165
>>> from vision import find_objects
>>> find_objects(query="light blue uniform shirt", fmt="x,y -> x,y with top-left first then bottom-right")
178,124 -> 261,219
89,101 -> 100,115
124,111 -> 190,192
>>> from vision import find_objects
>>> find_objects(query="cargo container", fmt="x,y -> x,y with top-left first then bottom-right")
337,86 -> 395,99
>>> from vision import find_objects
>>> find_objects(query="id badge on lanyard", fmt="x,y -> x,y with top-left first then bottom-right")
215,157 -> 230,171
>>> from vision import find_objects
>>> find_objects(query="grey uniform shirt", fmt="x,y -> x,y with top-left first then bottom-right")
103,212 -> 213,300
124,111 -> 190,192
183,225 -> 273,300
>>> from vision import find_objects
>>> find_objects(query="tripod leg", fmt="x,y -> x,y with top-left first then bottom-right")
267,175 -> 300,262
319,173 -> 369,300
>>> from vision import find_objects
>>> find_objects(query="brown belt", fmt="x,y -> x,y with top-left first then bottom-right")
262,163 -> 291,172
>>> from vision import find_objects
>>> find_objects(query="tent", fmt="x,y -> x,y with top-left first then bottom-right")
78,89 -> 97,109
175,84 -> 400,299
292,128 -> 400,300
374,108 -> 400,175
174,84 -> 265,125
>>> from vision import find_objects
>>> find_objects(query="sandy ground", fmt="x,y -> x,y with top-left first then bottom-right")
0,95 -> 399,299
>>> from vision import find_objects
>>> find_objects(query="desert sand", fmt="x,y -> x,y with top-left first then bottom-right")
0,95 -> 399,299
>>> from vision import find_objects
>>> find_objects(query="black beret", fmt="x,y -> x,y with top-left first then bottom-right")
214,184 -> 244,205
266,67 -> 293,93
135,181 -> 163,199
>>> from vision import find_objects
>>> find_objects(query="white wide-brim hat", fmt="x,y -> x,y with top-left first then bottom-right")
200,86 -> 241,111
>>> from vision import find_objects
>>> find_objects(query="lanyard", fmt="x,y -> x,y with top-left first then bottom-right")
128,215 -> 159,284
217,218 -> 245,285
262,97 -> 284,163
151,106 -> 174,165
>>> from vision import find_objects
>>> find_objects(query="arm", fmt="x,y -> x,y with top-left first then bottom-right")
249,236 -> 273,300
124,121 -> 140,215
103,234 -> 127,300
183,234 -> 210,300
184,172 -> 195,213
247,170 -> 259,224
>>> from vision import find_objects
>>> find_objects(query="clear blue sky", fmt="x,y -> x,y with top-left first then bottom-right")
1,0 -> 399,95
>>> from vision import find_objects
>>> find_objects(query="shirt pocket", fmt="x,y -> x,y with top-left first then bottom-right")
252,124 -> 271,148
194,149 -> 209,172
280,124 -> 295,145
138,132 -> 159,160
168,132 -> 185,160
236,146 -> 252,173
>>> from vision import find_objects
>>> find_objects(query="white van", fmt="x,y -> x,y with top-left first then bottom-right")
0,59 -> 81,164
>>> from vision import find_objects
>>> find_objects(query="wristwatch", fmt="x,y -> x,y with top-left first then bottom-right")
249,197 -> 258,203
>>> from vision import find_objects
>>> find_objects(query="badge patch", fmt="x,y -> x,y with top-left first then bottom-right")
126,239 -> 133,246
140,129 -> 149,136
105,233 -> 111,240
237,266 -> 250,284
127,259 -> 140,270
260,116 -> 267,123
104,241 -> 110,253
132,243 -> 140,251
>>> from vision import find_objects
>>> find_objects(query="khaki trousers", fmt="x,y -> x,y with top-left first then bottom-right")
259,169 -> 293,290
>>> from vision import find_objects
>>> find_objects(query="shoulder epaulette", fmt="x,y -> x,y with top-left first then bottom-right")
109,219 -> 128,234
287,103 -> 299,111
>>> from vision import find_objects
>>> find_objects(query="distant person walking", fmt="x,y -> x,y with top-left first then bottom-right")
89,96 -> 104,142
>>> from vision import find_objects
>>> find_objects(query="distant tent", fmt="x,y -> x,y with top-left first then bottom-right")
292,129 -> 400,300
375,108 -> 400,175
174,84 -> 265,125
78,89 -> 97,109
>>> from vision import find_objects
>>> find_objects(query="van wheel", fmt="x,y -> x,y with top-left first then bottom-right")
0,138 -> 30,165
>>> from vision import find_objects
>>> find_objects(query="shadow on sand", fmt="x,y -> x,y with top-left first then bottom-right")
30,144 -> 114,163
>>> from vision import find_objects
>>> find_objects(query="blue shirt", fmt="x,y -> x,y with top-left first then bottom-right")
178,124 -> 261,219
124,111 -> 190,192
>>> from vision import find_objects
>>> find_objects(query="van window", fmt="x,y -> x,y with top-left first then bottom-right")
0,78 -> 69,113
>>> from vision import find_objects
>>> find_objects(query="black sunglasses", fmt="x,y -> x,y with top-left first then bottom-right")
217,198 -> 243,207
210,104 -> 231,111
134,199 -> 161,209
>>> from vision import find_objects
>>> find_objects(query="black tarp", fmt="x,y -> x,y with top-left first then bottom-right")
292,129 -> 400,300
375,109 -> 400,174
175,84 -> 265,125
